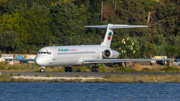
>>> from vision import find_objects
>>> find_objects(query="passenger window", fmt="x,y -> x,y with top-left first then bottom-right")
47,52 -> 49,54
41,52 -> 43,54
44,52 -> 46,54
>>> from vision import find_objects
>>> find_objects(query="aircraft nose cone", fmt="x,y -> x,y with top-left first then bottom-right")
35,57 -> 43,66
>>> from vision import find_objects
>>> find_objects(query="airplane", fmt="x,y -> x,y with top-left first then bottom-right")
5,24 -> 170,72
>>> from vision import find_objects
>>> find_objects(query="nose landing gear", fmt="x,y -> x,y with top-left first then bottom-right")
40,66 -> 45,73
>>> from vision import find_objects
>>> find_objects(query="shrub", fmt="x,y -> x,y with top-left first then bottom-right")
84,75 -> 88,77
98,64 -> 107,72
10,73 -> 13,76
141,68 -> 152,72
148,74 -> 153,76
0,65 -> 5,70
18,74 -> 21,76
105,74 -> 112,78
46,75 -> 50,77
160,66 -> 180,72
113,66 -> 137,72
8,66 -> 13,70
75,75 -> 79,77
35,74 -> 38,77
74,66 -> 82,72
20,67 -> 26,70
140,74 -> 145,77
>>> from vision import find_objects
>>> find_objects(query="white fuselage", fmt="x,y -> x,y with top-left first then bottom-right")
34,24 -> 147,67
35,45 -> 112,67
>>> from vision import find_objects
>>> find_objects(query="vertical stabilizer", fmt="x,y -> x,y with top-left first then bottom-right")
84,24 -> 148,47
101,24 -> 113,47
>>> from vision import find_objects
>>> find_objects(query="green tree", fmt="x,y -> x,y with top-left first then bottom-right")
142,0 -> 156,12
115,0 -> 148,37
152,0 -> 180,36
140,43 -> 157,58
0,5 -> 51,53
2,0 -> 59,14
165,45 -> 179,58
49,0 -> 87,45
0,30 -> 21,53
24,7 -> 51,46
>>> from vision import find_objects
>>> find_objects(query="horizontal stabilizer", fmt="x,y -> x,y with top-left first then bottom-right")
109,25 -> 148,29
84,24 -> 148,29
84,25 -> 107,28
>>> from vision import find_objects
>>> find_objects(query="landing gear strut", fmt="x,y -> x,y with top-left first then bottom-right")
65,67 -> 72,72
91,64 -> 99,72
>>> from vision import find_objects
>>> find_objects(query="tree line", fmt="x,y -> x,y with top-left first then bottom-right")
0,0 -> 179,58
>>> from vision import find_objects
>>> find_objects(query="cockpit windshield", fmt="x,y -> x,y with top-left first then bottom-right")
38,51 -> 51,54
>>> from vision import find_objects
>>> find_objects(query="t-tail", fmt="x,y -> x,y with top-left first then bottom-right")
85,24 -> 148,47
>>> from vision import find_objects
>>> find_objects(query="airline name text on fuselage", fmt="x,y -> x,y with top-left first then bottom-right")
58,48 -> 77,52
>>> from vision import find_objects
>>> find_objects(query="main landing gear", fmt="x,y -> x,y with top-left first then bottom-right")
91,64 -> 99,72
65,67 -> 72,72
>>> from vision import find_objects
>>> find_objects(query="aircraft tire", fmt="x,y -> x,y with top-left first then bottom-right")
65,67 -> 69,72
69,67 -> 72,72
40,68 -> 45,73
95,67 -> 99,72
91,66 -> 96,72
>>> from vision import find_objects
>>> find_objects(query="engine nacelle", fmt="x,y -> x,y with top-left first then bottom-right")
103,49 -> 120,59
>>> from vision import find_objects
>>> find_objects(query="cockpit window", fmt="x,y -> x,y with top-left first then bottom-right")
39,51 -> 51,55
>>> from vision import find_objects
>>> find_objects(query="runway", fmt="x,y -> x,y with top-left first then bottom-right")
2,72 -> 180,77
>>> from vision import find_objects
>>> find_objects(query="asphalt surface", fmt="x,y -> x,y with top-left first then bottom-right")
2,72 -> 180,77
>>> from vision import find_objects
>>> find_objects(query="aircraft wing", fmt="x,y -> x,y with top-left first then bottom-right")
83,59 -> 171,64
5,58 -> 35,62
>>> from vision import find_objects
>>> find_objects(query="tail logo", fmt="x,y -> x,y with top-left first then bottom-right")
107,32 -> 112,40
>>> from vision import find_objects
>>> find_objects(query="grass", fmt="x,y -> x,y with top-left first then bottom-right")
1,62 -> 180,73
160,66 -> 180,72
102,74 -> 180,83
0,74 -> 180,83
141,68 -> 152,72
